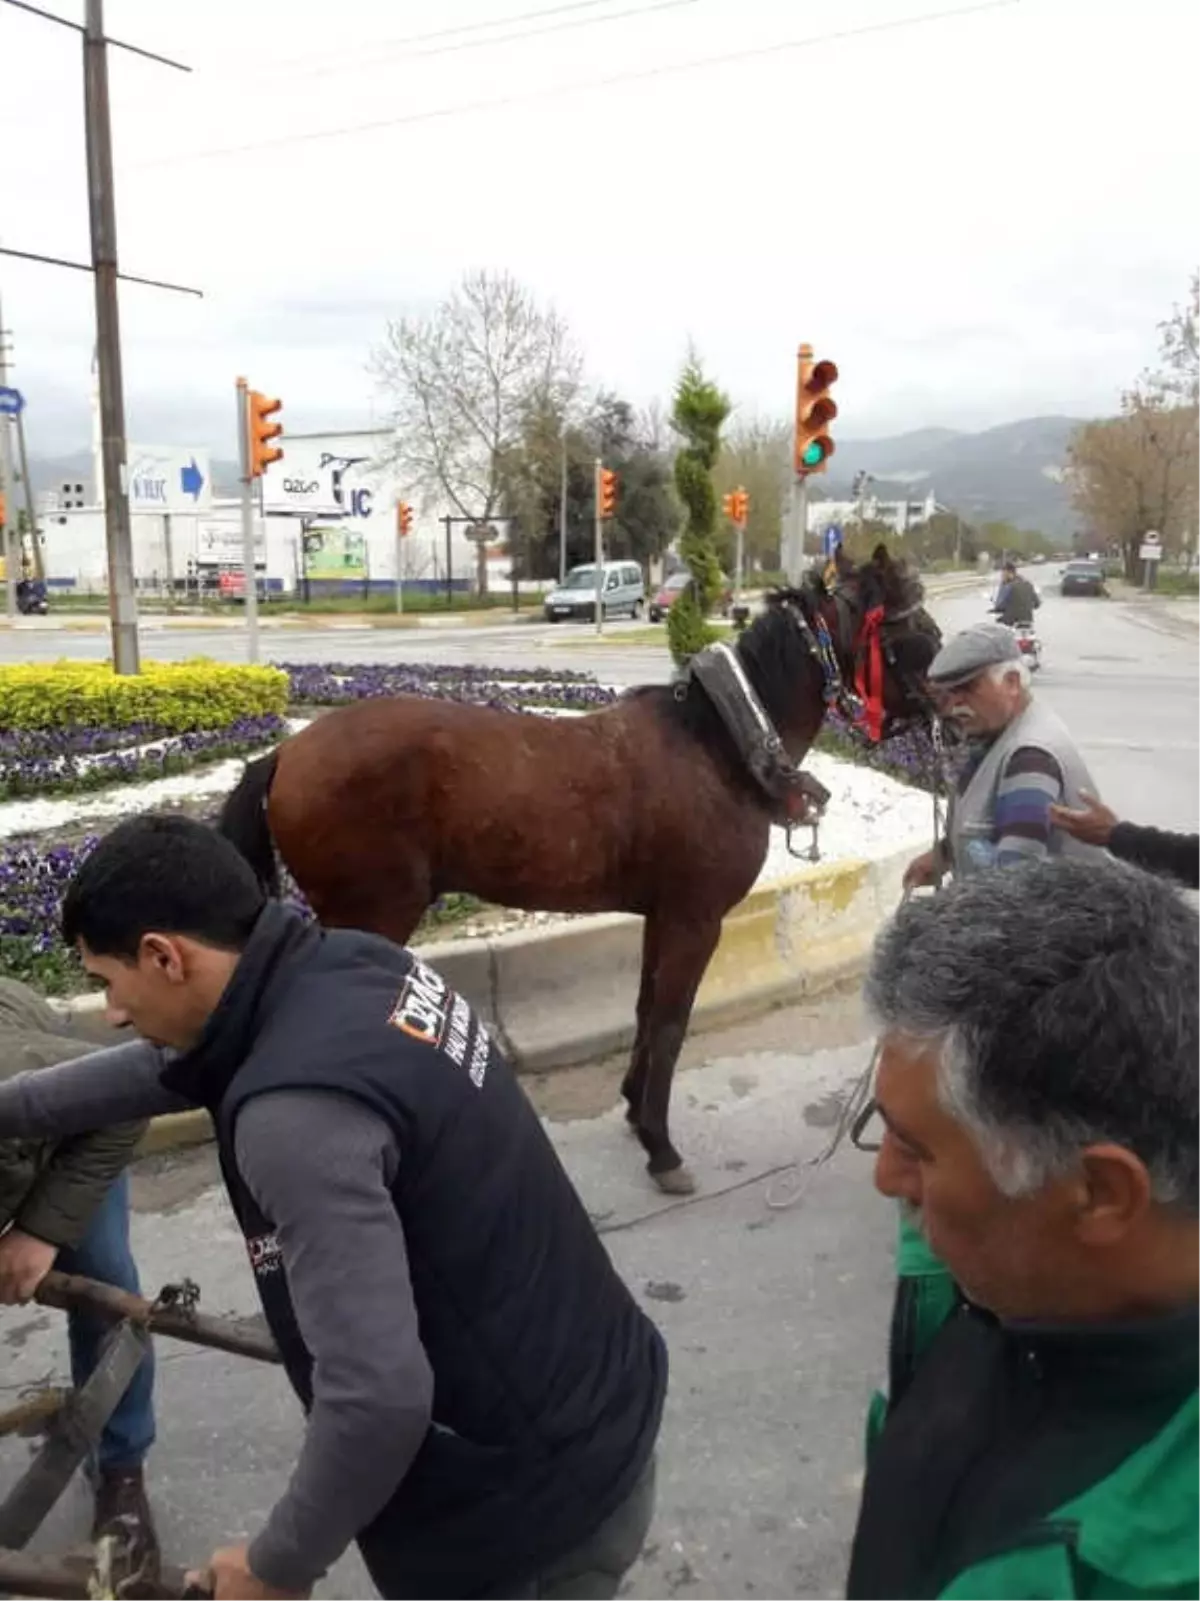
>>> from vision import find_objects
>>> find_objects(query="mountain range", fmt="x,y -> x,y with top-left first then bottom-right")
25,415 -> 1085,538
816,416 -> 1084,537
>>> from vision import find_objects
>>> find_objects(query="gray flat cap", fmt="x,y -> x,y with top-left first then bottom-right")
928,622 -> 1021,687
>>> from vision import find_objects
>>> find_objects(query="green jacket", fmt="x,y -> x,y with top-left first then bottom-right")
865,1214 -> 1199,1601
0,979 -> 146,1250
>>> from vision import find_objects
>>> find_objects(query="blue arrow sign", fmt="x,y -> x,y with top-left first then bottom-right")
0,386 -> 24,417
179,457 -> 204,501
823,524 -> 843,558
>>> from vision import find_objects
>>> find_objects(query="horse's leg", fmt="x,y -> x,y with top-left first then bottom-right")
621,917 -> 659,1131
635,915 -> 723,1196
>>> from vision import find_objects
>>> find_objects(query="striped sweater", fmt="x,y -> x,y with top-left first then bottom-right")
955,742 -> 1064,868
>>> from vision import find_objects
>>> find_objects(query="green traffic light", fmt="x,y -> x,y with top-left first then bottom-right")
802,441 -> 825,467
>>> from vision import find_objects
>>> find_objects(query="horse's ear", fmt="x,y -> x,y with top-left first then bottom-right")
870,542 -> 892,569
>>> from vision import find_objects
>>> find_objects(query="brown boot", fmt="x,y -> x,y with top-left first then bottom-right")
92,1465 -> 161,1592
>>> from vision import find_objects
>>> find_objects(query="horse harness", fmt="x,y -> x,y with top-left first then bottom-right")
681,589 -> 936,863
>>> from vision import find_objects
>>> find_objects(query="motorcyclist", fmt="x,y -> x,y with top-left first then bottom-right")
991,560 -> 1039,628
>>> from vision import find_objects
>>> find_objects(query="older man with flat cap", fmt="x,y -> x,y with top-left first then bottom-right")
905,621 -> 1102,888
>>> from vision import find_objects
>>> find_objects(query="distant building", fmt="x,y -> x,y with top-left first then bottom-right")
806,490 -> 940,538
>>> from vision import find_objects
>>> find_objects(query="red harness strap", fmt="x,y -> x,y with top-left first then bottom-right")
855,605 -> 887,742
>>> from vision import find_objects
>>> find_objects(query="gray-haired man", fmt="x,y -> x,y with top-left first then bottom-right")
848,858 -> 1197,1599
905,622 -> 1100,888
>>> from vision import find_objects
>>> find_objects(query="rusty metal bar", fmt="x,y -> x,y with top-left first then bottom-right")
0,1321 -> 148,1551
34,1274 -> 279,1365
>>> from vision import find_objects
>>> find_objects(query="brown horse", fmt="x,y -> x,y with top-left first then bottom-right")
217,546 -> 940,1192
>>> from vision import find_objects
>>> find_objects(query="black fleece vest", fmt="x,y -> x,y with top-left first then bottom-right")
163,906 -> 666,1599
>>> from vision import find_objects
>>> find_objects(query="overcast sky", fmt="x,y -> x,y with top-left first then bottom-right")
1,0 -> 1196,459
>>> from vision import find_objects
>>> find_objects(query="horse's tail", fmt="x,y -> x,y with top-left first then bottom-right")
216,750 -> 281,898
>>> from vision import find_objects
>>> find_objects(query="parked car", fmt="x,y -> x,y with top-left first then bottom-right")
648,568 -> 733,623
1060,559 -> 1108,598
542,561 -> 645,622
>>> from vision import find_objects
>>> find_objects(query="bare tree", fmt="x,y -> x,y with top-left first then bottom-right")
1145,271 -> 1199,406
1068,400 -> 1196,575
371,269 -> 582,530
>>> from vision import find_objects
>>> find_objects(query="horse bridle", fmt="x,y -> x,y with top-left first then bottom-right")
780,582 -> 939,743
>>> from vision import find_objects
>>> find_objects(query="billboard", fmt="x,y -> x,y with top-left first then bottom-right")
303,527 -> 367,581
196,519 -> 265,567
127,445 -> 213,514
261,444 -> 380,520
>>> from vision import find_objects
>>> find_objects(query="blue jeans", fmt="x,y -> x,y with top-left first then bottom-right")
56,1173 -> 156,1471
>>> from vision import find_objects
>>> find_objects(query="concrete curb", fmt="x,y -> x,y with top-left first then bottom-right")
51,845 -> 915,1160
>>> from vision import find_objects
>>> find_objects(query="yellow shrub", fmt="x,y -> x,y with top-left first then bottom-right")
0,658 -> 289,731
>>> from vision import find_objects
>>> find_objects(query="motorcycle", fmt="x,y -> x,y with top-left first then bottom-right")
1010,620 -> 1041,671
16,577 -> 49,616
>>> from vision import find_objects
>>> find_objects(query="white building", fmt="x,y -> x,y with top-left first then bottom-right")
36,429 -> 493,598
806,490 -> 940,538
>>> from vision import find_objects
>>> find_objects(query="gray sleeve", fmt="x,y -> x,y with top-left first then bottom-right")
0,1038 -> 189,1138
237,1091 -> 434,1593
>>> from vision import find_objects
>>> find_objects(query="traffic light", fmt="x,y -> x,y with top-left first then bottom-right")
794,343 -> 838,477
599,467 -> 618,519
396,501 -> 413,537
248,389 -> 284,477
722,491 -> 736,522
733,487 -> 749,525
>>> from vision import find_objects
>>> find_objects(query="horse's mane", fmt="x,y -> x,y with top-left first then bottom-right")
624,549 -> 925,743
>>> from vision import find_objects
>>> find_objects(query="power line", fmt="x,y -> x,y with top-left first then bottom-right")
130,0 -> 1020,171
257,0 -> 700,82
251,0 -> 672,76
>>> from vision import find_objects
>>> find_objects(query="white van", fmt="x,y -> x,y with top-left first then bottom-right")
542,561 -> 646,623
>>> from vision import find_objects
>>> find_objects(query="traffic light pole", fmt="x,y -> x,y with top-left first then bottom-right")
395,509 -> 405,616
784,476 -> 808,586
0,294 -> 17,621
84,0 -> 140,674
593,456 -> 604,638
236,377 -> 260,663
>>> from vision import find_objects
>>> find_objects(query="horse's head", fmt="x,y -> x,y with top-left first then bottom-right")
745,544 -> 941,742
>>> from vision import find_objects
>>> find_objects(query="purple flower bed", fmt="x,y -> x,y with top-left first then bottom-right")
0,715 -> 289,801
280,662 -> 617,713
0,830 -> 480,995
816,712 -> 945,792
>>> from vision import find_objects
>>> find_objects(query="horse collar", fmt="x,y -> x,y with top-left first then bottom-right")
683,642 -> 832,857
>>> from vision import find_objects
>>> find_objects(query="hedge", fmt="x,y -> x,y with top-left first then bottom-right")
0,659 -> 289,732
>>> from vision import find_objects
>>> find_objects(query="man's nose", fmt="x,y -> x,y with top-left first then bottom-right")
104,1002 -> 131,1030
874,1135 -> 920,1204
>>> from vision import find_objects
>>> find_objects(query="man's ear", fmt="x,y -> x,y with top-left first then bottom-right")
138,932 -> 188,984
1072,1144 -> 1154,1246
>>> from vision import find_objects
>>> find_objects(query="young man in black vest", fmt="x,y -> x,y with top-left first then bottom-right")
0,814 -> 665,1601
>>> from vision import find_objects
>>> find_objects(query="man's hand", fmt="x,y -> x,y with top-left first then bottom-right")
1049,790 -> 1117,848
903,849 -> 940,891
0,1228 -> 58,1305
187,1544 -> 309,1601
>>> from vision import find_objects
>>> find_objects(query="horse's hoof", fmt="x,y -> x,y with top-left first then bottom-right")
651,1164 -> 696,1197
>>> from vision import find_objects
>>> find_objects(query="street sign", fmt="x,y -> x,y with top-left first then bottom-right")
1139,542 -> 1163,561
0,386 -> 24,416
127,445 -> 213,514
823,524 -> 843,558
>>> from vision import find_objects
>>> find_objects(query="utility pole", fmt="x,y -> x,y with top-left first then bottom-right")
0,295 -> 16,620
593,457 -> 604,637
559,435 -> 568,586
162,512 -> 175,612
84,0 -> 138,673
